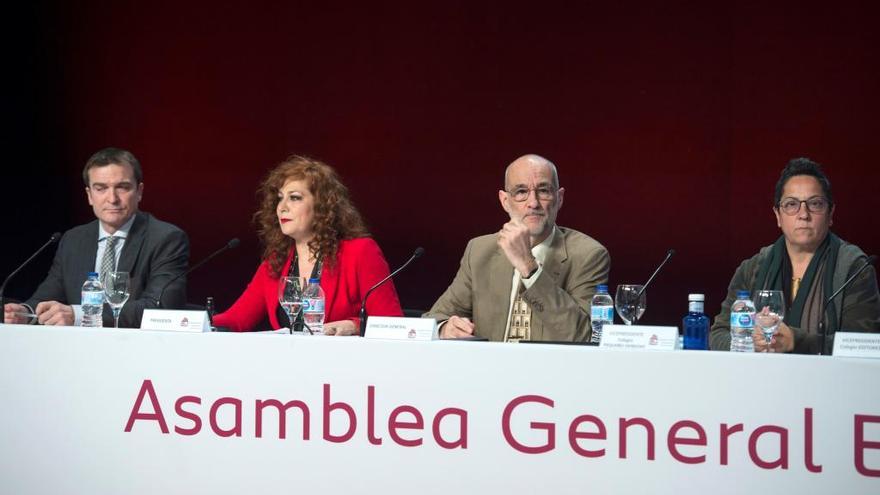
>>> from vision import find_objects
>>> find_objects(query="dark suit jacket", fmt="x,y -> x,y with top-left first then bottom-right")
424,226 -> 610,342
25,211 -> 190,327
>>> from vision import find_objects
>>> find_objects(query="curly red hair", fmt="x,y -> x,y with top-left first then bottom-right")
255,155 -> 369,277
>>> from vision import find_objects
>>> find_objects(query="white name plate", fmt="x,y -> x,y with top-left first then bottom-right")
140,309 -> 211,333
364,316 -> 438,341
832,331 -> 880,358
600,324 -> 680,351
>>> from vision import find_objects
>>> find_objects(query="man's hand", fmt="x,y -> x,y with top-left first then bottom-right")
4,303 -> 32,324
440,316 -> 476,339
498,219 -> 537,277
35,301 -> 75,326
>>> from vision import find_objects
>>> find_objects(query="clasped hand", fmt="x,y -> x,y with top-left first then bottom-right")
4,301 -> 74,326
497,219 -> 536,277
35,301 -> 75,326
752,317 -> 795,353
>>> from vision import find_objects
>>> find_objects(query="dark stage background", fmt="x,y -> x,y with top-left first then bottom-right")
3,2 -> 879,329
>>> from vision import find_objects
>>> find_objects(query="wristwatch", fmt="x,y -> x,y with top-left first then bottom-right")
522,258 -> 539,279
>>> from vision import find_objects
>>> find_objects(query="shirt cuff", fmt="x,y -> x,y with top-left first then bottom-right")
21,303 -> 37,324
72,304 -> 83,326
521,265 -> 544,290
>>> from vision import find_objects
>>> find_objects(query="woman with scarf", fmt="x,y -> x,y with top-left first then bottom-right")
709,158 -> 880,353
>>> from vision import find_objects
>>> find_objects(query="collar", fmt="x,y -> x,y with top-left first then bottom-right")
531,226 -> 556,263
98,215 -> 135,241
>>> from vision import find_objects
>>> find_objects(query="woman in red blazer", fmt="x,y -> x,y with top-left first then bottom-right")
213,155 -> 402,334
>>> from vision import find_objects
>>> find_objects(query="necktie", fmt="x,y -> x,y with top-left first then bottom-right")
100,236 -> 118,282
506,283 -> 531,342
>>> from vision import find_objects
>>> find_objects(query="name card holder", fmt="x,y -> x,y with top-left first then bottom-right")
599,324 -> 680,351
832,332 -> 880,359
364,316 -> 438,341
140,309 -> 211,333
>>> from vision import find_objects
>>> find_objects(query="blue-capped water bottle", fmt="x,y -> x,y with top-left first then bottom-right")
682,293 -> 709,350
302,278 -> 325,335
729,290 -> 755,352
590,284 -> 614,344
81,272 -> 104,327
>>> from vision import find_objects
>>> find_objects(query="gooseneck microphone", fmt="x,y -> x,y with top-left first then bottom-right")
817,254 -> 876,356
155,238 -> 240,308
359,247 -> 425,337
632,249 -> 675,324
0,232 -> 61,312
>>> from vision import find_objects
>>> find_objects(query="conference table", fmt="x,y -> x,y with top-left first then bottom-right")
0,323 -> 877,494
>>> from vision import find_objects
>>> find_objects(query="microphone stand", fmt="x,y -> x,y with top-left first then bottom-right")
0,232 -> 61,319
359,247 -> 424,336
632,249 -> 675,324
155,238 -> 240,307
817,255 -> 876,355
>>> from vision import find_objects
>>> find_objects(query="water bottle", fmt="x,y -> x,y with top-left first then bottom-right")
302,278 -> 325,335
729,290 -> 755,352
589,284 -> 614,344
682,293 -> 710,350
81,272 -> 104,328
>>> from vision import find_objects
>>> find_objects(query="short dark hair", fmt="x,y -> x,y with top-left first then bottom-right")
82,147 -> 143,186
773,157 -> 833,207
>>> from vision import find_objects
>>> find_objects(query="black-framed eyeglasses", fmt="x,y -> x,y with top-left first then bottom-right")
777,196 -> 831,215
505,186 -> 556,202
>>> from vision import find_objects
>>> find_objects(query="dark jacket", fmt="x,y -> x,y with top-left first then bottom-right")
25,212 -> 190,327
709,239 -> 880,353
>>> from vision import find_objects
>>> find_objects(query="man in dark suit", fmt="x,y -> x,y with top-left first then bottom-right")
425,154 -> 610,342
3,148 -> 189,328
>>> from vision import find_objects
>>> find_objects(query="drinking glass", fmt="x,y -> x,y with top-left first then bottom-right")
615,284 -> 646,325
278,276 -> 304,334
754,289 -> 785,352
103,271 -> 130,328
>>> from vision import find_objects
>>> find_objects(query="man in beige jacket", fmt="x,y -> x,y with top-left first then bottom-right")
425,154 -> 610,342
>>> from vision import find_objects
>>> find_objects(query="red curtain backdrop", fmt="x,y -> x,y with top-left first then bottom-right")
4,2 -> 878,327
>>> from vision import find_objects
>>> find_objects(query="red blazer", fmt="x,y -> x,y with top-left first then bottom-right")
213,237 -> 403,331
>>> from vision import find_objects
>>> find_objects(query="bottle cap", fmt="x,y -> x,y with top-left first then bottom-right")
308,278 -> 320,283
88,271 -> 99,277
736,290 -> 750,299
687,294 -> 705,301
597,284 -> 608,293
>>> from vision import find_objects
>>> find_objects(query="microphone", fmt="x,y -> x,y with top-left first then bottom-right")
632,249 -> 675,323
817,254 -> 876,355
0,232 -> 61,313
155,238 -> 240,307
359,247 -> 424,336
